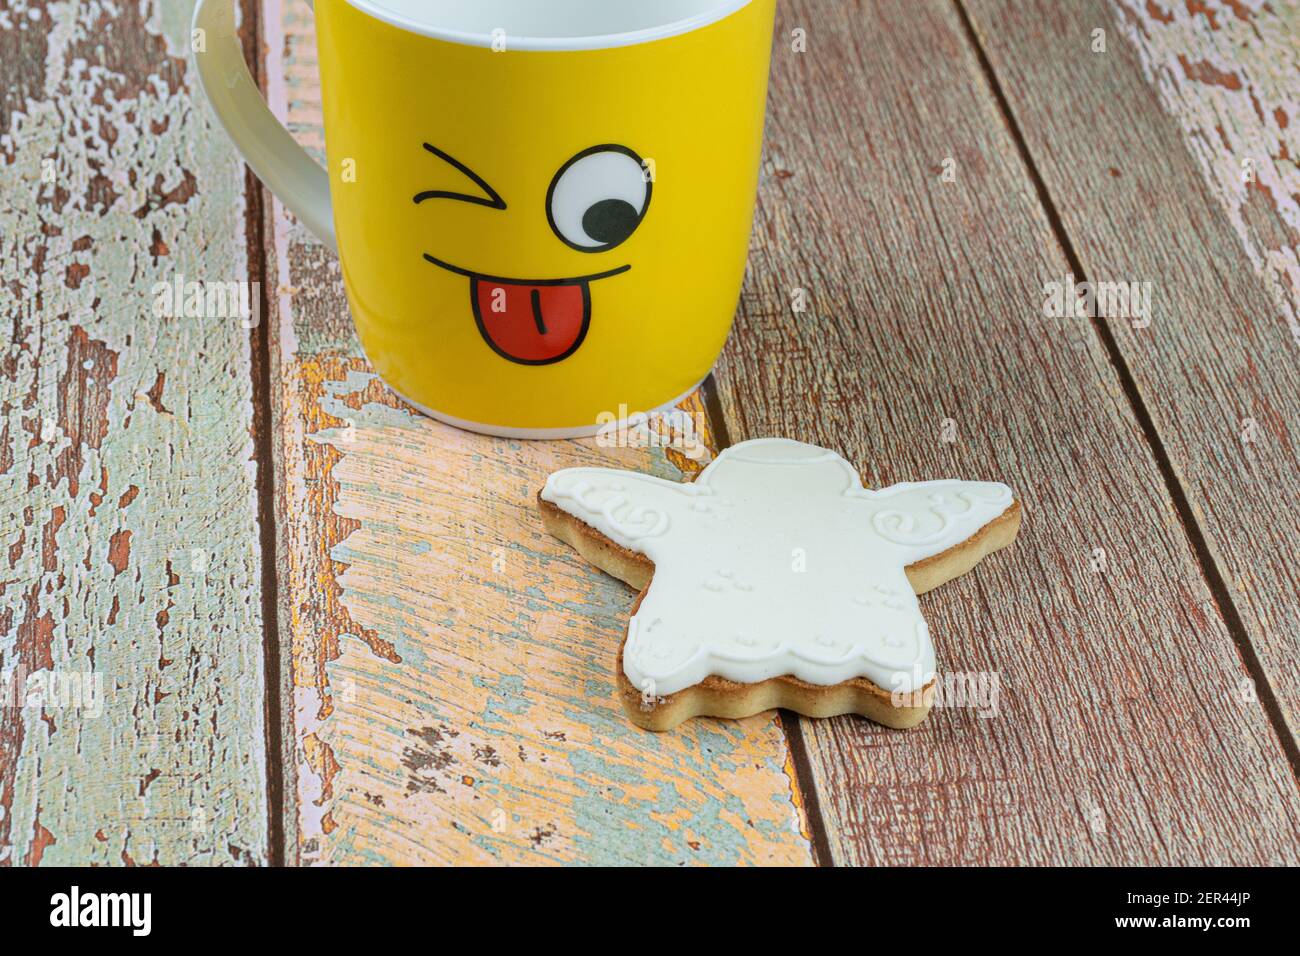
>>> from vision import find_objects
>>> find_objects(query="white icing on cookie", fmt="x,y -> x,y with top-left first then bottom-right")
542,438 -> 1014,697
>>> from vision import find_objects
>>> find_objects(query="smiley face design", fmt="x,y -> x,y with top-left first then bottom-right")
315,0 -> 774,432
415,143 -> 652,366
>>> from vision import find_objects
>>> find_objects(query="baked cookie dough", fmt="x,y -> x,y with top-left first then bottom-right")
540,438 -> 1021,731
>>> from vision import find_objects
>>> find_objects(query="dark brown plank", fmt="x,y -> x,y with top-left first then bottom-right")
709,0 -> 1300,864
962,0 -> 1300,751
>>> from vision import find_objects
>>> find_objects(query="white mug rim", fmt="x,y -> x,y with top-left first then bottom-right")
343,0 -> 755,51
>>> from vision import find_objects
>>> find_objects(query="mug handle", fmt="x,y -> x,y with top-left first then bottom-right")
191,0 -> 337,250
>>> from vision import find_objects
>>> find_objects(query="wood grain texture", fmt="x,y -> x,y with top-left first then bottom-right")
260,0 -> 813,866
710,0 -> 1300,864
963,0 -> 1300,745
0,0 -> 268,865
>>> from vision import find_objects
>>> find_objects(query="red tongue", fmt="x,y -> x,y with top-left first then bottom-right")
473,278 -> 589,365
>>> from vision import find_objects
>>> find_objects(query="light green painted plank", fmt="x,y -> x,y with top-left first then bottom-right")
0,0 -> 268,865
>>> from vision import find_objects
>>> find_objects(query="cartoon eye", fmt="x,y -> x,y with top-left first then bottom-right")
546,145 -> 652,252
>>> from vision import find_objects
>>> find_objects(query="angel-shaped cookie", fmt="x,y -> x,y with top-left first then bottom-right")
539,438 -> 1022,731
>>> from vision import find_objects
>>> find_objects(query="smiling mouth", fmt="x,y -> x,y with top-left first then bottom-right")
423,254 -> 630,366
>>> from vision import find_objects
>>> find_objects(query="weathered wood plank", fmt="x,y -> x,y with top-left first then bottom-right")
963,0 -> 1300,747
0,0 -> 269,864
260,0 -> 813,865
709,0 -> 1300,864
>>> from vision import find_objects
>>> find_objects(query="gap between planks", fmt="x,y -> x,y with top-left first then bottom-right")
240,0 -> 288,868
949,0 -> 1300,778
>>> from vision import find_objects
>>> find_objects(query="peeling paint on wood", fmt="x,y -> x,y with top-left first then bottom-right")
260,0 -> 811,865
1111,0 -> 1300,342
0,0 -> 268,865
273,354 -> 811,865
10,0 -> 1292,868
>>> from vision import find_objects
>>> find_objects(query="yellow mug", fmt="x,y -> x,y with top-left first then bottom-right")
194,0 -> 776,437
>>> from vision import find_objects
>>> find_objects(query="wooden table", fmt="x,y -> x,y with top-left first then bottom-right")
2,0 -> 1298,866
